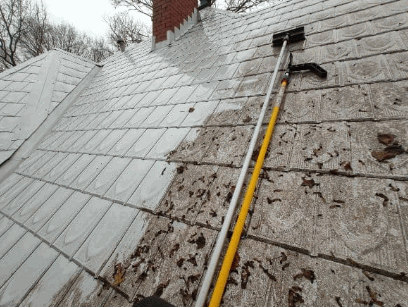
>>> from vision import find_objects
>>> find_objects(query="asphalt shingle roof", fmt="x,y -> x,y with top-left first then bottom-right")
1,0 -> 408,306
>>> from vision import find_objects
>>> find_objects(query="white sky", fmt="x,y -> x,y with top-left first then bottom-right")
38,0 -> 286,39
39,0 -> 150,39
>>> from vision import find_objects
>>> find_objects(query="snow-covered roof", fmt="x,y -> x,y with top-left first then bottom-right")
1,0 -> 408,306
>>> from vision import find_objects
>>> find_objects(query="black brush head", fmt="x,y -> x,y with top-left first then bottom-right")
272,26 -> 305,47
133,296 -> 176,307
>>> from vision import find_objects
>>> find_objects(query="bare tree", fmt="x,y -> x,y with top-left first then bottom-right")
224,0 -> 269,12
19,1 -> 48,58
83,36 -> 114,62
0,0 -> 113,71
0,0 -> 30,69
111,0 -> 275,15
46,22 -> 114,61
110,0 -> 153,18
104,11 -> 151,47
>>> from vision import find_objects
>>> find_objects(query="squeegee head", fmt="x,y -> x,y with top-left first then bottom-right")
272,26 -> 305,47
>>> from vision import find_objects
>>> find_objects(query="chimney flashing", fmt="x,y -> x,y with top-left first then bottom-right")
152,2 -> 199,51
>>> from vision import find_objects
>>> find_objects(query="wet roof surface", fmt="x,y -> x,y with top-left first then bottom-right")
1,0 -> 408,306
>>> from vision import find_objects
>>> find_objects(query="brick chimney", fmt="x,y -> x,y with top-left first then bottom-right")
152,0 -> 199,50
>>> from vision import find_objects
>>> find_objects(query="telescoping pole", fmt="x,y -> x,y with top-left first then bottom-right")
194,36 -> 290,307
207,63 -> 290,307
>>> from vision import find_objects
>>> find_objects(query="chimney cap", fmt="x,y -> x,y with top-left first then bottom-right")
117,37 -> 126,52
199,0 -> 211,9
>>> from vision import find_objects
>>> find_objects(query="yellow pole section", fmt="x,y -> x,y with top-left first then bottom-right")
209,80 -> 287,307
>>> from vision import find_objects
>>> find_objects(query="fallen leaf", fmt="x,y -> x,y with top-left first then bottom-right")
189,107 -> 195,113
242,115 -> 252,123
259,264 -> 277,281
288,286 -> 304,307
355,298 -> 370,305
154,280 -> 170,297
301,178 -> 316,187
362,270 -> 374,281
372,144 -> 405,162
343,162 -> 353,171
280,252 -> 287,264
188,233 -> 206,249
231,252 -> 240,271
169,243 -> 180,258
241,261 -> 254,289
177,165 -> 185,174
267,197 -> 281,204
293,268 -> 316,283
366,286 -> 384,306
112,263 -> 125,286
313,191 -> 326,202
375,193 -> 389,207
377,133 -> 396,145
335,296 -> 343,307
389,184 -> 400,192
251,146 -> 261,161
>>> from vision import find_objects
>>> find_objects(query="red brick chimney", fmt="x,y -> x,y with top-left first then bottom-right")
152,0 -> 199,49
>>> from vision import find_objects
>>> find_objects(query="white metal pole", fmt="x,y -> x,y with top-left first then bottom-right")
195,38 -> 289,307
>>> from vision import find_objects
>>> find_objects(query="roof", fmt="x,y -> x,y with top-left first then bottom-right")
1,0 -> 408,306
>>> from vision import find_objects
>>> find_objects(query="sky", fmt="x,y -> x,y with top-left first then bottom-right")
39,0 -> 150,39
38,0 -> 285,39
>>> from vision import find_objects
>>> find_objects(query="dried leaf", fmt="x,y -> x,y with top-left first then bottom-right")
251,146 -> 261,161
355,298 -> 370,305
288,287 -> 304,307
375,193 -> 389,207
169,243 -> 180,258
267,197 -> 281,204
343,162 -> 353,171
371,144 -> 405,162
112,263 -> 125,286
231,252 -> 240,271
389,184 -> 400,192
301,178 -> 316,187
335,296 -> 343,307
293,268 -> 315,283
313,191 -> 326,202
240,261 -> 254,289
188,233 -> 206,249
177,165 -> 185,174
259,264 -> 277,281
366,286 -> 384,306
362,270 -> 374,281
154,280 -> 170,297
280,252 -> 287,264
377,133 -> 396,145
242,115 -> 252,123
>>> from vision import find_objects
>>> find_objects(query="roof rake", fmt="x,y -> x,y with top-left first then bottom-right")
197,26 -> 327,307
272,26 -> 305,47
